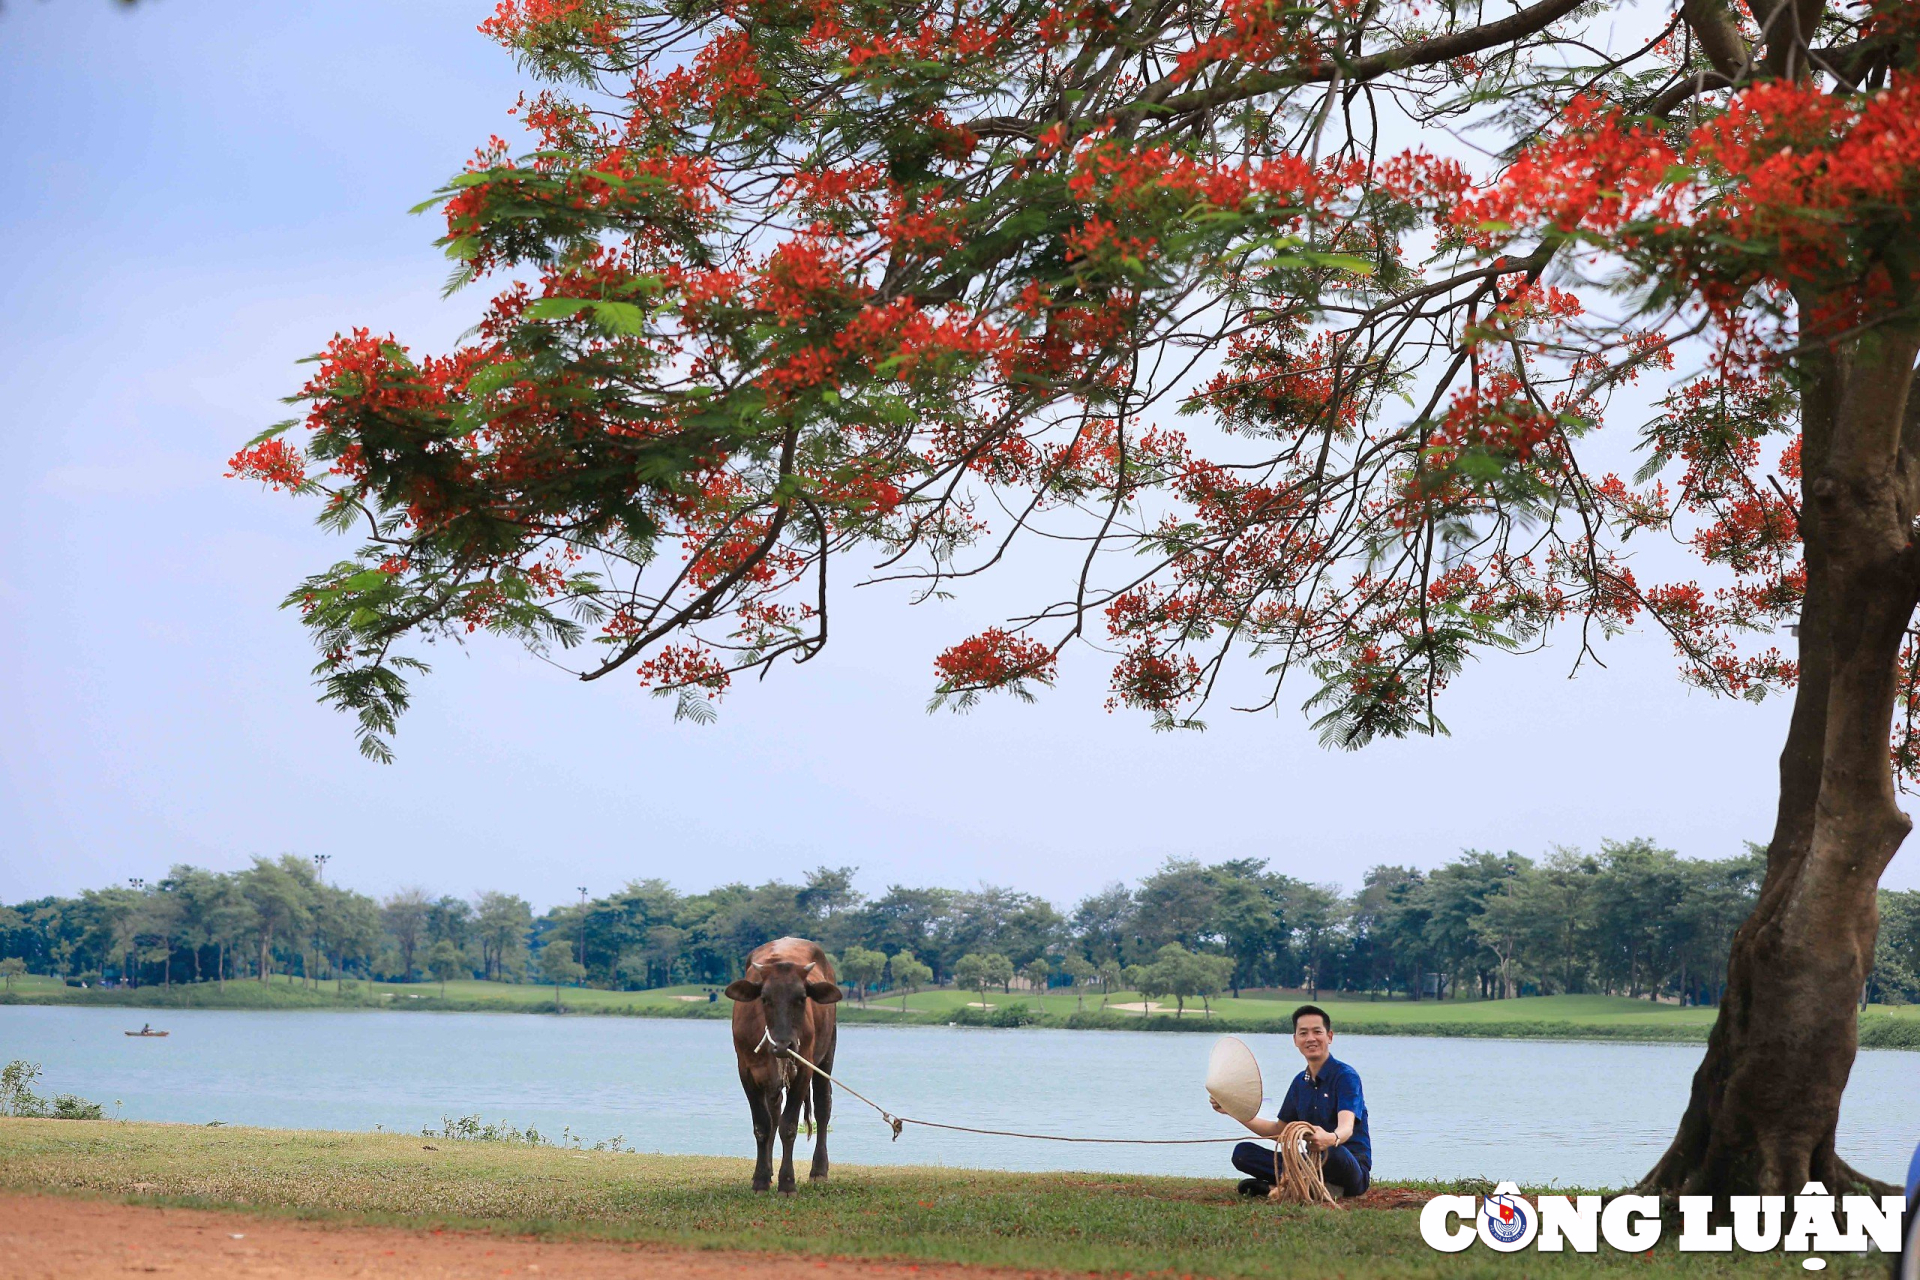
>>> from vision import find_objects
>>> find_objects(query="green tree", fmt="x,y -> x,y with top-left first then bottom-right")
537,938 -> 586,1011
1124,962 -> 1159,1018
473,891 -> 532,982
1131,860 -> 1217,953
165,867 -> 226,985
239,858 -> 313,986
1282,883 -> 1344,1001
1141,942 -> 1229,1018
838,944 -> 887,1006
205,876 -> 255,988
1212,869 -> 1279,996
1095,960 -> 1124,1010
317,886 -> 382,994
131,886 -> 183,989
1019,956 -> 1052,998
1671,846 -> 1764,1006
797,866 -> 863,944
639,924 -> 686,988
0,958 -> 25,992
1069,883 -> 1135,968
1469,859 -> 1536,999
1529,849 -> 1601,996
427,939 -> 464,996
382,888 -> 430,981
888,950 -> 931,1012
850,887 -> 955,973
983,952 -> 1015,996
1868,890 -> 1920,1005
952,953 -> 997,1006
943,888 -> 1063,971
1059,954 -> 1095,1011
1192,951 -> 1236,1016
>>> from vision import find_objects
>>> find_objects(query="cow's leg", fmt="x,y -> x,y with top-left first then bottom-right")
743,1075 -> 775,1192
809,1072 -> 832,1182
776,1077 -> 806,1194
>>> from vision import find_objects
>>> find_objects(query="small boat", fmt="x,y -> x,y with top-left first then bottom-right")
125,1025 -> 169,1037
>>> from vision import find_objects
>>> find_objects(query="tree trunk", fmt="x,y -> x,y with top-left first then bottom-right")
1643,319 -> 1919,1201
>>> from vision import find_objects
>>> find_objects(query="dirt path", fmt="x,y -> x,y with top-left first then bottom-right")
0,1193 -> 1078,1280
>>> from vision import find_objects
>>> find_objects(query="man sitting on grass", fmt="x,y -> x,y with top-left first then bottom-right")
1211,1004 -> 1371,1200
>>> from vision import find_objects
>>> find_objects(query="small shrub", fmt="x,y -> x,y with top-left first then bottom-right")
952,1001 -> 1040,1028
425,1114 -> 550,1145
1859,1017 -> 1920,1050
49,1093 -> 104,1120
0,1060 -> 104,1119
421,1113 -> 631,1152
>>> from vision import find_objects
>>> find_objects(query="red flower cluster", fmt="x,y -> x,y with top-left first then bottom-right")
226,438 -> 308,492
934,628 -> 1057,691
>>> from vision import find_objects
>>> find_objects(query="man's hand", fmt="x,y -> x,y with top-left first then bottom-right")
1307,1126 -> 1339,1151
1212,1096 -> 1280,1138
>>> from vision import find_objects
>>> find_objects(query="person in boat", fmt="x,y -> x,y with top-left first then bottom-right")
1210,1004 -> 1371,1200
140,1023 -> 151,1033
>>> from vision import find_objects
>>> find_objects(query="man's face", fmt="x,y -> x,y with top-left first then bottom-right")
1293,1016 -> 1331,1061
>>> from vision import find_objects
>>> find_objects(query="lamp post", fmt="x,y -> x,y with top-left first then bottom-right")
577,886 -> 590,970
310,855 -> 332,988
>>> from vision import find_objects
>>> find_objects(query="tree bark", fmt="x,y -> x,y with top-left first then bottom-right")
1643,320 -> 1920,1200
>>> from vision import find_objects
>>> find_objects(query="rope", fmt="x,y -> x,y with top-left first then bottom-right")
1267,1120 -> 1336,1205
779,1047 -> 1245,1146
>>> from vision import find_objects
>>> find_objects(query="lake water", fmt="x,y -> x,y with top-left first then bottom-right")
2,1007 -> 1914,1187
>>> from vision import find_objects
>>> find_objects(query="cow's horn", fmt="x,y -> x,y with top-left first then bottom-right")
803,962 -> 817,972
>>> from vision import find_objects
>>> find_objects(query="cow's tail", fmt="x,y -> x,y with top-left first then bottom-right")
803,1081 -> 814,1137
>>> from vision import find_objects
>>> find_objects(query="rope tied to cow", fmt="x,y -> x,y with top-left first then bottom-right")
778,1046 -> 1251,1147
1268,1120 -> 1336,1205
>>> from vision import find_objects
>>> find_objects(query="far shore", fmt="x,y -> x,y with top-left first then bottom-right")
6,976 -> 1918,1049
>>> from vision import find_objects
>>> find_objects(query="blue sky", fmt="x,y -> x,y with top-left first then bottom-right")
3,1 -> 1908,911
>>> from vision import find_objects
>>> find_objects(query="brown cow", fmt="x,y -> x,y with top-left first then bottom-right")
725,936 -> 841,1193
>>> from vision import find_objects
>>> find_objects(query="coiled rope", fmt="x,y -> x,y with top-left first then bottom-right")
779,1046 -> 1250,1147
1268,1120 -> 1336,1205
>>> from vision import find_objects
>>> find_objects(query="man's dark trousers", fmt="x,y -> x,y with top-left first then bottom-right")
1231,1140 -> 1370,1196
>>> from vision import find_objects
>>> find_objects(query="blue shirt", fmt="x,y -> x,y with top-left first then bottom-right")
1277,1055 -> 1370,1170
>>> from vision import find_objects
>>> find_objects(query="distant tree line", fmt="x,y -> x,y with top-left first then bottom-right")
5,843 -> 1918,1006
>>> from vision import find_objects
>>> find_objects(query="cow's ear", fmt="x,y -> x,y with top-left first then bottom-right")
724,980 -> 762,1002
805,980 -> 843,1005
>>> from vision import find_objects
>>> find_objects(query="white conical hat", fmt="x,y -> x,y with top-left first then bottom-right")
1206,1035 -> 1263,1123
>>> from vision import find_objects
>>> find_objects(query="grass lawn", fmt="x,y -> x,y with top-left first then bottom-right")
0,1119 -> 1878,1277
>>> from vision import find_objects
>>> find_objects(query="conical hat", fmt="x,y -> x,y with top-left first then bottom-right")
1206,1035 -> 1263,1123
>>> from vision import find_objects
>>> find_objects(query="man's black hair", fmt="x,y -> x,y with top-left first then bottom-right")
1291,1004 -> 1332,1033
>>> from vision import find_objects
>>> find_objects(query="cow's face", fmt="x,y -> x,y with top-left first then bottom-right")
726,961 -> 841,1055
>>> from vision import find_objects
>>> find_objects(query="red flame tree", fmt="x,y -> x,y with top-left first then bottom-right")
236,0 -> 1920,1198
